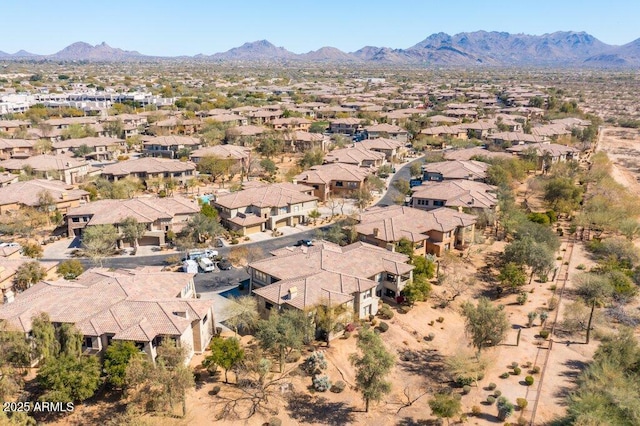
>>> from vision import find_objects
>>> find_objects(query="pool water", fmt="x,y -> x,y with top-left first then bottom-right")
218,286 -> 241,299
200,195 -> 211,204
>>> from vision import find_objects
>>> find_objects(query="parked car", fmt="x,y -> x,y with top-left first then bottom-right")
294,239 -> 313,247
218,259 -> 232,270
198,257 -> 215,273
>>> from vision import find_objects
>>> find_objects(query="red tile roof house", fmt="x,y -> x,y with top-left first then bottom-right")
282,131 -> 328,153
324,145 -> 386,169
212,182 -> 318,236
142,136 -> 202,159
422,160 -> 489,182
329,118 -> 364,135
189,144 -> 252,172
52,136 -> 125,161
411,180 -> 498,214
0,154 -> 91,185
271,117 -> 312,132
506,142 -> 580,171
0,179 -> 89,215
66,196 -> 200,245
365,123 -> 409,142
358,137 -> 408,162
294,163 -> 372,202
249,241 -> 414,322
0,138 -> 35,160
0,258 -> 59,304
356,205 -> 477,257
0,267 -> 214,363
100,157 -> 196,186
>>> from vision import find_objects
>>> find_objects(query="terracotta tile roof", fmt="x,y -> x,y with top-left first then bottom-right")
54,137 -> 124,150
422,160 -> 488,180
142,136 -> 201,147
329,118 -> 362,125
412,180 -> 498,210
0,138 -> 34,149
66,196 -> 199,226
213,182 -> 316,210
0,259 -> 58,290
226,125 -> 267,137
324,146 -> 385,166
443,147 -> 512,161
251,240 -> 413,283
0,179 -> 88,208
365,123 -> 407,133
100,157 -> 195,177
356,205 -> 476,239
506,142 -> 579,157
295,163 -> 371,185
492,132 -> 547,143
190,144 -> 251,161
0,268 -> 209,342
0,154 -> 88,172
358,138 -> 405,151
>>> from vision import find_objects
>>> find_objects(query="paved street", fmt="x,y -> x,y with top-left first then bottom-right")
376,154 -> 426,207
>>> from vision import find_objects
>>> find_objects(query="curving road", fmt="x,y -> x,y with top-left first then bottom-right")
376,154 -> 426,207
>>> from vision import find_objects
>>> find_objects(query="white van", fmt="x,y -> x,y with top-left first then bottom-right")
198,257 -> 215,273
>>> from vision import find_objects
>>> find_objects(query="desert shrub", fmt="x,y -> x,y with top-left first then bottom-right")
525,376 -> 534,386
531,366 -> 541,374
312,375 -> 331,392
286,349 -> 301,363
398,305 -> 411,314
487,396 -> 496,405
510,362 -> 519,369
268,417 -> 282,426
517,292 -> 528,305
548,297 -> 558,310
455,376 -> 474,387
539,330 -> 550,339
436,316 -> 445,323
330,380 -> 346,393
341,331 -> 351,339
494,390 -> 502,397
500,372 -> 510,379
345,323 -> 356,332
425,332 -> 435,341
462,385 -> 471,395
513,367 -> 522,375
487,382 -> 497,390
471,405 -> 482,416
378,322 -> 389,333
576,264 -> 586,270
302,352 -> 327,376
211,385 -> 221,395
378,305 -> 394,319
516,398 -> 528,409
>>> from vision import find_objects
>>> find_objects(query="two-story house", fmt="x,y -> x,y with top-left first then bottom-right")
330,118 -> 364,135
52,137 -> 125,161
422,160 -> 489,182
324,145 -> 386,169
294,163 -> 372,202
271,117 -> 312,132
66,196 -> 200,245
0,267 -> 214,363
355,205 -> 476,257
358,137 -> 407,162
213,182 -> 318,235
411,180 -> 498,214
0,154 -> 90,185
0,138 -> 35,160
100,157 -> 196,186
0,179 -> 89,215
142,136 -> 202,159
249,241 -> 414,320
364,123 -> 409,142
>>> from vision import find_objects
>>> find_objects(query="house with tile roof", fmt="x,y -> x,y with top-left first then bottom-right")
282,130 -> 328,153
355,205 -> 476,257
0,179 -> 89,215
364,123 -> 409,142
422,160 -> 489,182
329,118 -> 364,135
249,240 -> 414,319
66,196 -> 200,245
100,157 -> 196,185
142,135 -> 202,159
411,180 -> 498,214
294,163 -> 372,201
506,142 -> 580,170
213,182 -> 318,235
324,145 -> 386,169
52,136 -> 125,160
0,138 -> 35,160
189,144 -> 252,172
0,267 -> 214,362
357,137 -> 407,161
0,154 -> 90,184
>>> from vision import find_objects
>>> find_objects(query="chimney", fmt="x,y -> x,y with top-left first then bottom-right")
373,228 -> 379,237
3,289 -> 14,304
61,192 -> 68,200
288,286 -> 298,300
292,178 -> 298,185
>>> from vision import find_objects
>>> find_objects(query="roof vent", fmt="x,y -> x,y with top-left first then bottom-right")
173,310 -> 188,319
288,286 -> 298,300
373,227 -> 379,237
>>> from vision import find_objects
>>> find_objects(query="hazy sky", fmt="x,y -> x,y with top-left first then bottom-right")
2,0 -> 638,56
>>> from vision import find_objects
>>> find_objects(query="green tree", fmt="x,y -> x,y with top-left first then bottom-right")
395,237 -> 415,257
200,202 -> 219,220
498,262 -> 527,292
72,144 -> 93,158
315,302 -> 349,347
402,274 -> 432,306
308,209 -> 321,225
82,224 -> 119,266
299,148 -> 324,169
412,255 -> 436,278
224,295 -> 259,336
197,155 -> 233,184
429,392 -> 462,425
30,313 -> 59,362
21,242 -> 43,259
350,326 -> 395,412
104,341 -> 140,389
203,337 -> 244,383
543,177 -> 583,214
56,259 -> 85,279
497,397 -> 515,421
180,213 -> 222,245
309,121 -> 328,133
461,298 -> 510,353
13,261 -> 46,291
575,273 -> 614,344
257,135 -> 284,158
37,354 -> 101,402
260,158 -> 278,177
121,216 -> 147,251
409,162 -> 423,178
393,179 -> 411,195
103,119 -> 124,138
352,188 -> 373,210
255,311 -> 305,372
56,323 -> 83,358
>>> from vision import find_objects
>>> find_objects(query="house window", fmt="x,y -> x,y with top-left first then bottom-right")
347,182 -> 358,188
72,217 -> 80,222
444,243 -> 451,251
265,302 -> 273,310
202,314 -> 208,324
363,289 -> 372,299
385,288 -> 396,298
444,231 -> 451,238
386,273 -> 396,282
84,337 -> 93,348
433,200 -> 445,207
335,181 -> 344,187
254,271 -> 268,283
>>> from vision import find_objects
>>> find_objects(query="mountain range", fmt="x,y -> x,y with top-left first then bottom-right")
2,31 -> 640,66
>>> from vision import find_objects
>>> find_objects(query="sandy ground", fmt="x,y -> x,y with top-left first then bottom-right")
596,127 -> 640,194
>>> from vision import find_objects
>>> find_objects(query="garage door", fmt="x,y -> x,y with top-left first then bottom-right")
245,224 -> 262,235
138,236 -> 160,246
275,218 -> 288,228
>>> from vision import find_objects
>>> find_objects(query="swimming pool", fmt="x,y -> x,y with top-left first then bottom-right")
218,286 -> 241,299
200,195 -> 211,204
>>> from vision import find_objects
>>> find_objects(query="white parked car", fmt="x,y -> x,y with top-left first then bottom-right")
198,257 -> 215,273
